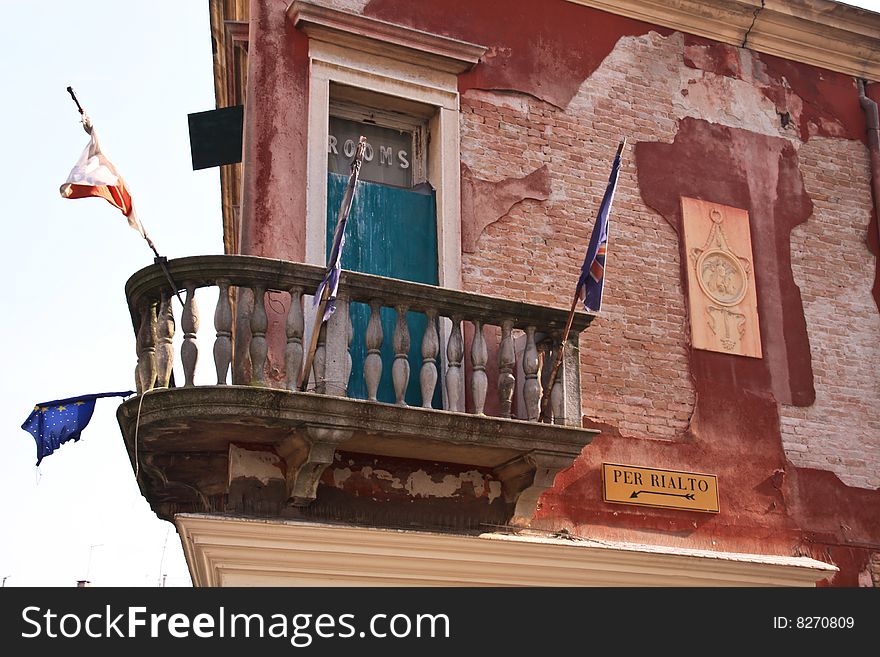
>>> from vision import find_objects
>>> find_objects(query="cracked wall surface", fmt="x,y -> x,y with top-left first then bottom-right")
230,0 -> 880,583
460,32 -> 696,440
783,138 -> 880,489
305,451 -> 511,531
456,20 -> 878,493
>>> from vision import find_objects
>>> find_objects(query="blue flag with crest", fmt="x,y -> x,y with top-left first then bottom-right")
578,139 -> 624,312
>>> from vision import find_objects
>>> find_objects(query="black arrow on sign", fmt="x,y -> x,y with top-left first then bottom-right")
630,490 -> 696,500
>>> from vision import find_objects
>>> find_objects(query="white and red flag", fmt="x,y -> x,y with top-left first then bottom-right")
59,115 -> 146,237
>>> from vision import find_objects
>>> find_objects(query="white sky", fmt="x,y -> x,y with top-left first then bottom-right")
0,2 -> 221,587
1,0 -> 878,588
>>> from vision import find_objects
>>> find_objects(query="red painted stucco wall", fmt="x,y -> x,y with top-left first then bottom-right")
240,0 -> 880,584
235,0 -> 311,385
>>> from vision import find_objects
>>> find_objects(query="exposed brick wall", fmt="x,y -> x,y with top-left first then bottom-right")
781,138 -> 880,489
226,0 -> 880,583
459,32 -> 696,440
287,0 -> 878,523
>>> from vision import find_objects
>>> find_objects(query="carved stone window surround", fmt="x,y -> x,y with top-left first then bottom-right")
288,0 -> 487,291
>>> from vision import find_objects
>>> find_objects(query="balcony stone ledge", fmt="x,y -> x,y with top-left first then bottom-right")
117,386 -> 599,526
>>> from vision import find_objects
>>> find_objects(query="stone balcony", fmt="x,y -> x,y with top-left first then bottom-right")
117,255 -> 599,529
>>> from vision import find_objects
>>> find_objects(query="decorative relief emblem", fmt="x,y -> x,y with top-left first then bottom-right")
705,305 -> 746,351
698,250 -> 746,305
681,198 -> 762,359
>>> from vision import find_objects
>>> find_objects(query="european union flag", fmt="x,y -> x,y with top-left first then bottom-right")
21,391 -> 134,465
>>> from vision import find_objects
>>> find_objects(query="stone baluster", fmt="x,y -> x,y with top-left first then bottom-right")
323,293 -> 351,396
313,323 -> 327,394
497,319 -> 515,418
285,286 -> 304,390
181,283 -> 199,387
392,305 -> 410,405
539,336 -> 555,423
445,315 -> 464,412
155,291 -> 175,388
523,325 -> 540,421
364,300 -> 383,401
420,308 -> 439,408
213,280 -> 232,385
553,335 -> 582,427
471,320 -> 488,415
249,284 -> 268,386
540,337 -> 553,394
135,299 -> 157,394
549,332 -> 565,424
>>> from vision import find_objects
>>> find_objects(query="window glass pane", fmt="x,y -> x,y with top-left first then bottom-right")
328,116 -> 413,188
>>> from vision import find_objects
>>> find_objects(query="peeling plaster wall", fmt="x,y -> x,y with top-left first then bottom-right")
229,444 -> 285,484
672,36 -> 880,490
238,0 -> 880,581
460,32 -> 695,439
452,12 -> 878,493
235,0 -> 311,387
783,138 -> 880,489
321,0 -> 370,12
359,2 -> 879,573
366,0 -> 672,109
306,451 -> 510,531
460,162 -> 551,253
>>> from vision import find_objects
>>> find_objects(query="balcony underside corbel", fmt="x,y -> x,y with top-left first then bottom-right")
278,426 -> 354,506
118,387 -> 597,525
494,451 -> 578,527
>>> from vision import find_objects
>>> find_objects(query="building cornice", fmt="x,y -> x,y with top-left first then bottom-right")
177,514 -> 836,587
566,0 -> 880,81
288,0 -> 487,75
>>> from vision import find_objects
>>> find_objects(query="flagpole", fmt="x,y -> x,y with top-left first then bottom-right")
537,286 -> 582,423
538,137 -> 625,423
66,86 -> 184,307
298,136 -> 367,392
66,86 -> 85,115
298,283 -> 331,392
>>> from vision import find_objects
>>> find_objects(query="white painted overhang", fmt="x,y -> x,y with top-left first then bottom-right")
177,514 -> 837,587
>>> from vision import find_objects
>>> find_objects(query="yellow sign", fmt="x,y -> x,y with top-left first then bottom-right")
602,463 -> 719,513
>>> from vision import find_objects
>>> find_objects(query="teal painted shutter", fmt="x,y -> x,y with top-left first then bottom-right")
327,173 -> 440,406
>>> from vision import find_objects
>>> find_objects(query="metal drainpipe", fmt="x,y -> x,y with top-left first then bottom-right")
858,79 -> 880,247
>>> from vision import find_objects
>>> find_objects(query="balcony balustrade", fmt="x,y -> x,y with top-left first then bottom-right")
117,255 -> 599,526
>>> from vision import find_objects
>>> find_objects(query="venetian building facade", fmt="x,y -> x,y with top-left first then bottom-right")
117,0 -> 880,586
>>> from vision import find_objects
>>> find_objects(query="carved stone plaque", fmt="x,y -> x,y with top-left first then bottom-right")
681,197 -> 762,358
